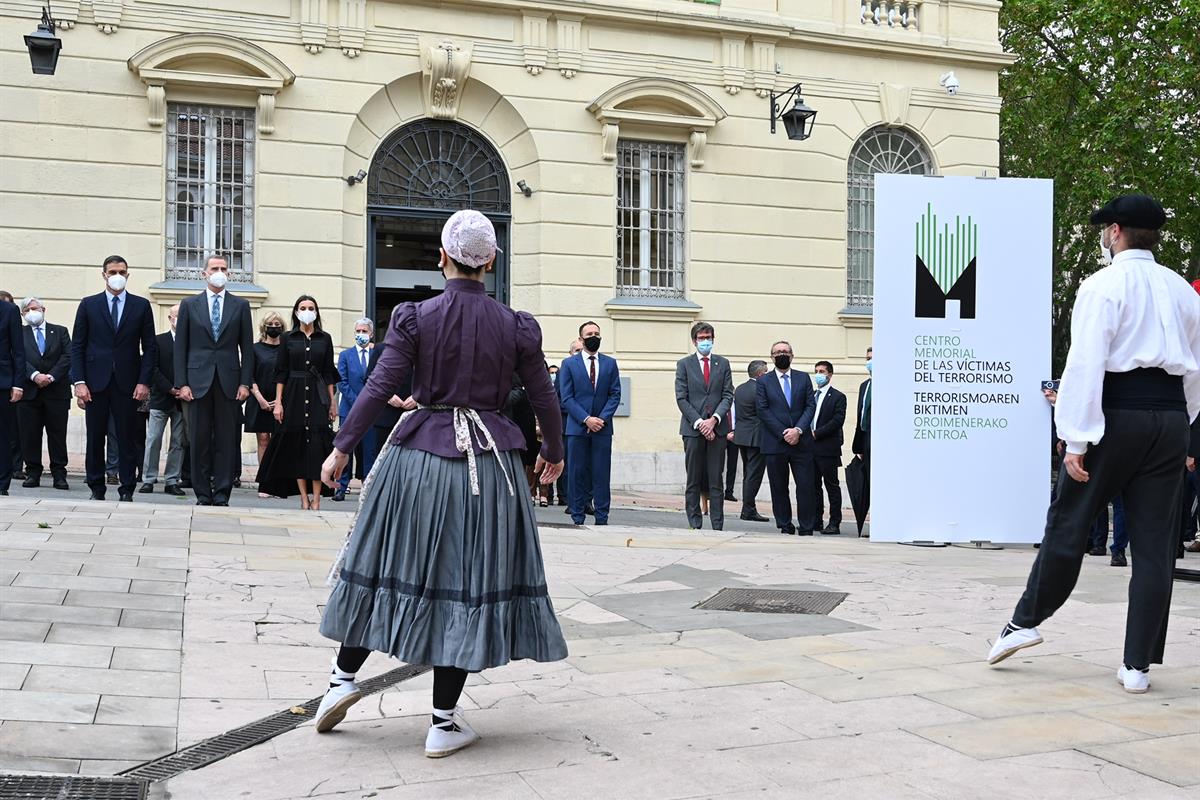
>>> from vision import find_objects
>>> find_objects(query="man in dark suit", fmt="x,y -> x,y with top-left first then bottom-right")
732,360 -> 770,522
756,340 -> 818,535
70,256 -> 156,501
675,322 -> 735,530
811,360 -> 847,534
140,304 -> 187,496
0,295 -> 26,495
17,298 -> 71,490
558,321 -> 621,526
334,318 -> 376,501
175,255 -> 254,506
852,346 -> 873,499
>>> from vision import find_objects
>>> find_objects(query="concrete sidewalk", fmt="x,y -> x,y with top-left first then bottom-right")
0,496 -> 1197,799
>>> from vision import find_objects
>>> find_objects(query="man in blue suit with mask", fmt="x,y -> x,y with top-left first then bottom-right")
756,340 -> 818,535
558,321 -> 621,526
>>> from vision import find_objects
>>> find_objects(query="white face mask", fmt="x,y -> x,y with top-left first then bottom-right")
1099,227 -> 1114,264
207,271 -> 229,289
296,310 -> 317,326
106,274 -> 127,292
24,310 -> 44,326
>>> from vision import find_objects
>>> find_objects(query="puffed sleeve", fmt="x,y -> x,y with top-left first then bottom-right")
334,303 -> 418,453
514,311 -> 563,464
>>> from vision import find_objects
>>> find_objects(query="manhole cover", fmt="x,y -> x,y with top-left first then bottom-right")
0,775 -> 147,799
695,588 -> 847,615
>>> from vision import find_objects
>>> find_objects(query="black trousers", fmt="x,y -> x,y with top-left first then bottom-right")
187,387 -> 239,504
17,395 -> 69,480
739,445 -> 766,514
684,435 -> 727,529
813,456 -> 843,526
85,383 -> 140,494
0,389 -> 15,492
766,446 -> 815,532
724,442 -> 739,496
1013,408 -> 1188,669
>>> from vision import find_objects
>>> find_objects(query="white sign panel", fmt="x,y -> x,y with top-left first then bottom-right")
871,175 -> 1053,543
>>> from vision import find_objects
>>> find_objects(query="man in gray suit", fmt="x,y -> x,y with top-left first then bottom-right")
732,360 -> 770,522
675,322 -> 735,530
175,255 -> 254,506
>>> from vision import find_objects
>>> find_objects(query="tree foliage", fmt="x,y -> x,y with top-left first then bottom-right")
998,0 -> 1200,372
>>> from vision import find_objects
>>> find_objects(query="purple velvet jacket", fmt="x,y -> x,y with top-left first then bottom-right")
333,279 -> 564,463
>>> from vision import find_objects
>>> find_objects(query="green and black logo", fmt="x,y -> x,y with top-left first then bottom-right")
915,203 -> 977,319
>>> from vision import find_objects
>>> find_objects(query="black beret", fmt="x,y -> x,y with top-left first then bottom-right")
1089,194 -> 1166,229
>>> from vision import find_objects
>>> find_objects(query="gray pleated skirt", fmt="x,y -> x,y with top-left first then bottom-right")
319,446 -> 568,672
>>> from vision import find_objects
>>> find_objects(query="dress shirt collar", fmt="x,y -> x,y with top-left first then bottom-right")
445,278 -> 486,293
206,287 -> 226,300
1110,249 -> 1155,267
106,290 -> 126,303
581,349 -> 599,361
816,383 -> 830,397
775,368 -> 792,380
696,351 -> 713,366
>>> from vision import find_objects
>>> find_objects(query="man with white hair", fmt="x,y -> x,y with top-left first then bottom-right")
333,316 -> 376,501
17,297 -> 71,490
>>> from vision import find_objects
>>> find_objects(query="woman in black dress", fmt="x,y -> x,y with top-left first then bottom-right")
255,296 -> 338,510
246,312 -> 284,497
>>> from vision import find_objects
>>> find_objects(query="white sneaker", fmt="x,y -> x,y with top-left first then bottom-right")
314,680 -> 362,733
424,707 -> 479,758
1117,665 -> 1150,694
987,624 -> 1043,665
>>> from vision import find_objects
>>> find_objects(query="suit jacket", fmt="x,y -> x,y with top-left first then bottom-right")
811,385 -> 847,460
852,378 -> 872,455
174,291 -> 254,400
0,301 -> 26,391
755,369 -> 817,456
337,345 -> 371,418
675,353 -> 735,437
70,291 -> 156,393
731,378 -> 762,449
149,331 -> 180,412
366,343 -> 412,434
20,322 -> 71,402
558,351 -> 621,437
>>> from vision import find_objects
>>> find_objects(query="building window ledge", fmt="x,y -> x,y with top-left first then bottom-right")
148,279 -> 270,308
605,296 -> 702,323
838,307 -> 874,328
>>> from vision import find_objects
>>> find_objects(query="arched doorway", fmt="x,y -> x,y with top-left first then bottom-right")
366,119 -> 511,324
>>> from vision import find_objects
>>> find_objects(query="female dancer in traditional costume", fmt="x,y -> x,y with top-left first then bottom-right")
315,210 -> 566,757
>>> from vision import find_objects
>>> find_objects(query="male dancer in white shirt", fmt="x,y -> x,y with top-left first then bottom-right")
987,194 -> 1200,693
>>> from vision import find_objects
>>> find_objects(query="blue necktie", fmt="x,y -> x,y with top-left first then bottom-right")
35,327 -> 45,355
110,295 -> 119,328
782,373 -> 792,407
211,294 -> 221,340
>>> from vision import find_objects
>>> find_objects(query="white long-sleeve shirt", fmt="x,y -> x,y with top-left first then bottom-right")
1055,249 -> 1200,454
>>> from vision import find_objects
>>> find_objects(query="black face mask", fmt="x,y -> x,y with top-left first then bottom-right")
773,354 -> 792,371
583,335 -> 602,353
265,326 -> 283,337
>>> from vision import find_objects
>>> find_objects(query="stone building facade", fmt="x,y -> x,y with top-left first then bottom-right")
1,0 -> 1010,490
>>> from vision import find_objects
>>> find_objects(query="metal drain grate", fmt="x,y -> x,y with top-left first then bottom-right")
119,663 -> 430,783
695,588 -> 848,615
0,775 -> 147,800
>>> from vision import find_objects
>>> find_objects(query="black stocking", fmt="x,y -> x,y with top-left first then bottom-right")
431,666 -> 469,726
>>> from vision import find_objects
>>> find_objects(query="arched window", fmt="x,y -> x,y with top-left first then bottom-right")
846,126 -> 932,310
368,120 -> 509,214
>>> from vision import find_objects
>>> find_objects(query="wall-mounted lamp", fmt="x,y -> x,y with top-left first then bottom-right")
345,169 -> 367,186
769,83 -> 817,142
516,180 -> 533,197
25,4 -> 61,76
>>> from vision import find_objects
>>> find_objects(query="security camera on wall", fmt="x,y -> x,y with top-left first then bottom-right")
939,71 -> 960,96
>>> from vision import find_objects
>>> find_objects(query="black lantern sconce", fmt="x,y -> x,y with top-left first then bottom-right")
770,83 -> 817,141
25,4 -> 62,76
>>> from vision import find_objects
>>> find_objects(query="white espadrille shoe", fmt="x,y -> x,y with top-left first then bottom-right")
424,707 -> 479,758
314,661 -> 362,733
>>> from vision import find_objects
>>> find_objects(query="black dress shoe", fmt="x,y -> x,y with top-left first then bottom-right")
214,501 -> 229,507
13,471 -> 26,481
724,492 -> 737,502
712,524 -> 723,531
106,474 -> 119,486
118,492 -> 133,502
52,479 -> 69,490
1088,546 -> 1107,556
821,523 -> 841,535
195,498 -> 213,506
179,480 -> 193,489
332,489 -> 346,502
89,490 -> 106,501
556,498 -> 567,506
740,511 -> 770,522
0,489 -> 7,496
797,530 -> 814,536
164,484 -> 184,496
138,483 -> 154,494
22,475 -> 40,488
233,478 -> 242,488
780,524 -> 796,535
1110,551 -> 1127,567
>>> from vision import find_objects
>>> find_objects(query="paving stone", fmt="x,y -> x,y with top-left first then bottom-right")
80,563 -> 187,582
13,572 -> 132,592
912,710 -> 1142,759
78,759 -> 146,776
130,578 -> 186,596
34,552 -> 139,567
0,688 -> 99,723
95,694 -> 179,727
0,641 -> 112,669
0,720 -> 175,760
64,588 -> 185,612
0,557 -> 82,575
0,602 -> 121,626
110,647 -> 182,673
0,754 -> 82,774
0,585 -> 68,605
0,662 -> 30,689
47,623 -> 182,650
0,570 -> 17,586
0,620 -> 51,641
1082,733 -> 1200,788
24,665 -> 180,698
119,609 -> 184,630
